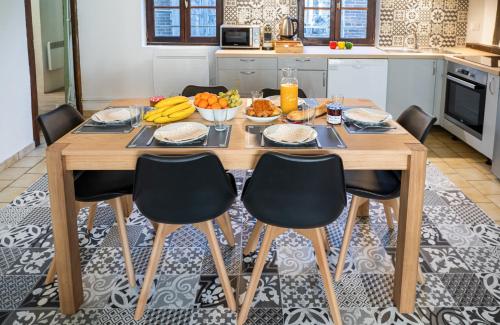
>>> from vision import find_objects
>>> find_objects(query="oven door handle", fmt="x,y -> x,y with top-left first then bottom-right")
447,75 -> 477,90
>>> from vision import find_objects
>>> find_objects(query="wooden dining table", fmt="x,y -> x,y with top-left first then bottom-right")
47,98 -> 427,315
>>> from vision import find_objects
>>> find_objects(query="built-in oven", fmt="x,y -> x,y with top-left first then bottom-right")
220,25 -> 261,49
444,62 -> 487,140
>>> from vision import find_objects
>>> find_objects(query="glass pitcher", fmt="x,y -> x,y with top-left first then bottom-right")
280,67 -> 299,114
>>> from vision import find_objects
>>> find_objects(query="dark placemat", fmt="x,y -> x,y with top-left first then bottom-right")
343,121 -> 396,134
127,125 -> 231,148
246,125 -> 346,149
73,120 -> 134,134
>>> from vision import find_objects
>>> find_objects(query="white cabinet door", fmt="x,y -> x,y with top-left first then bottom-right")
217,70 -> 242,92
328,59 -> 388,109
239,70 -> 277,97
298,70 -> 327,98
387,59 -> 437,118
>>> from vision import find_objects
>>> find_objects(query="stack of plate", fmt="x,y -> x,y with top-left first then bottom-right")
342,108 -> 392,126
263,124 -> 317,145
91,107 -> 132,124
153,122 -> 208,144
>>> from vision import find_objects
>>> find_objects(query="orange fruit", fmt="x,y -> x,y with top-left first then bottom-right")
198,100 -> 208,108
207,96 -> 218,105
194,98 -> 200,106
218,98 -> 228,108
200,93 -> 210,100
211,103 -> 221,109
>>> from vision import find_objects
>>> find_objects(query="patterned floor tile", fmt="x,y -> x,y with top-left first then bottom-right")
190,307 -> 235,325
424,191 -> 449,207
168,225 -> 208,248
360,274 -> 394,308
78,224 -> 111,248
334,274 -> 370,308
438,273 -> 498,306
423,205 -> 457,225
472,224 -> 500,246
200,245 -> 241,275
450,204 -> 495,225
108,275 -> 157,309
238,274 -> 281,308
82,274 -> 116,308
349,225 -> 382,247
0,311 -> 11,324
141,308 -> 193,324
94,308 -> 140,324
435,190 -> 473,206
194,275 -> 237,308
327,247 -> 357,275
150,274 -> 199,309
371,223 -> 398,247
18,206 -> 51,226
161,247 -> 205,275
340,307 -> 376,324
242,249 -> 279,274
130,247 -> 161,276
416,306 -> 468,325
283,308 -> 332,325
421,247 -> 471,273
0,275 -> 39,309
419,224 -> 451,246
477,273 -> 500,302
10,190 -> 50,208
455,247 -> 500,273
5,309 -> 57,324
20,277 -> 59,308
0,224 -> 44,248
416,274 -> 455,307
0,247 -> 23,274
280,274 -> 326,308
245,308 -> 283,325
274,230 -> 311,248
461,306 -> 500,324
84,247 -> 126,275
50,308 -> 101,324
0,206 -> 32,225
26,174 -> 48,192
100,225 -> 143,248
5,248 -> 52,275
134,226 -> 157,248
437,224 -> 484,247
277,246 -> 318,276
351,246 -> 395,274
374,307 -> 423,324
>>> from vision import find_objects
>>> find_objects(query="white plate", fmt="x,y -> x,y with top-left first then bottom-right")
263,124 -> 317,145
266,95 -> 306,107
244,114 -> 281,123
91,107 -> 132,124
193,104 -> 241,122
153,122 -> 208,144
343,108 -> 392,126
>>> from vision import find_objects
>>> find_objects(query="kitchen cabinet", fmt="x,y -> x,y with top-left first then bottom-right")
278,57 -> 327,98
328,59 -> 388,109
386,59 -> 438,118
216,57 -> 277,97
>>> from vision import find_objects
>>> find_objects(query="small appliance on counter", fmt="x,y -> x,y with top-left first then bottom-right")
279,16 -> 298,40
220,24 -> 261,49
262,24 -> 274,50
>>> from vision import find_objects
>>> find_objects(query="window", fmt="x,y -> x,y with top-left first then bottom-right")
299,0 -> 375,45
146,0 -> 222,45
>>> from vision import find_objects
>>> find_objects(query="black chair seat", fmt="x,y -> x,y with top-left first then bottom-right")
261,88 -> 308,98
74,171 -> 134,202
345,170 -> 401,200
181,85 -> 228,97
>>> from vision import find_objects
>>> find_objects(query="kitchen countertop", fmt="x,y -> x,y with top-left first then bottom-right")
215,46 -> 500,75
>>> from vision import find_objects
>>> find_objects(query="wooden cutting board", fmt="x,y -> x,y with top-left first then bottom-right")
274,40 -> 304,53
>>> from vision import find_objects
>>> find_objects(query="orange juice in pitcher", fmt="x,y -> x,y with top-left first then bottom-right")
280,68 -> 298,114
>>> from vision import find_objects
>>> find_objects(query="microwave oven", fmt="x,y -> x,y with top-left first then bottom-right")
220,25 -> 261,49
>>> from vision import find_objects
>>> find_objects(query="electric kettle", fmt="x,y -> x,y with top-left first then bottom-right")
279,16 -> 298,40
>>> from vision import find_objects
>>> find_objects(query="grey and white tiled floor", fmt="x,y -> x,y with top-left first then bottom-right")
0,165 -> 499,324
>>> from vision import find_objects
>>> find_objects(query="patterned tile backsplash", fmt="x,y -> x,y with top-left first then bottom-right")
223,0 -> 469,48
378,0 -> 468,47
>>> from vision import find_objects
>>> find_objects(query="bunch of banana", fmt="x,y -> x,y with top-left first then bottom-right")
144,96 -> 195,124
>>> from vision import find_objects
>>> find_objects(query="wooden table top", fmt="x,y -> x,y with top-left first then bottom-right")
54,98 -> 423,171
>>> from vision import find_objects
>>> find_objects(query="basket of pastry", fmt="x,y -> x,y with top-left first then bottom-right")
245,99 -> 282,123
286,99 -> 331,123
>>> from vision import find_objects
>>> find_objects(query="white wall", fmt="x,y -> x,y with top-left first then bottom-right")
77,0 -> 217,110
467,0 -> 498,45
39,0 -> 64,92
0,1 -> 35,163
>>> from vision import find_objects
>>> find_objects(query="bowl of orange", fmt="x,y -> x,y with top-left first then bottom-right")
192,92 -> 241,122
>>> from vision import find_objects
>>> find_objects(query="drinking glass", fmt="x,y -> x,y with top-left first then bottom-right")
129,105 -> 143,128
251,90 -> 263,106
302,102 -> 316,126
332,95 -> 344,110
212,109 -> 228,131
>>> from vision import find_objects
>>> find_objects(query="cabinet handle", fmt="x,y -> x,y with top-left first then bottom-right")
240,71 -> 255,75
295,58 -> 311,62
489,78 -> 496,95
240,58 -> 255,62
322,71 -> 326,87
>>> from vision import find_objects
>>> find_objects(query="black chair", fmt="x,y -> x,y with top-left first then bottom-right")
133,153 -> 237,320
238,152 -> 345,325
335,105 -> 437,283
37,104 -> 136,287
181,85 -> 228,97
261,88 -> 308,98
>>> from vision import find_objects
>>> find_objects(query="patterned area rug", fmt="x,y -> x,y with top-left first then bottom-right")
0,165 -> 499,324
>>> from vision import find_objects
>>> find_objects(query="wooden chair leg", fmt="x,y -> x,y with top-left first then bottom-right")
215,212 -> 235,247
243,220 -> 264,255
335,195 -> 365,281
301,228 -> 342,325
382,201 -> 395,230
86,202 -> 98,232
390,198 -> 400,222
111,197 -> 136,288
321,227 -> 331,253
417,264 -> 425,284
195,221 -> 237,312
121,195 -> 133,217
238,225 -> 286,325
356,198 -> 369,217
44,259 -> 57,285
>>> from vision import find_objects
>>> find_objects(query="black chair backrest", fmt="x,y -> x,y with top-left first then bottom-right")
261,88 -> 308,98
242,152 -> 346,229
37,104 -> 84,146
397,105 -> 437,144
134,153 -> 236,224
181,85 -> 228,97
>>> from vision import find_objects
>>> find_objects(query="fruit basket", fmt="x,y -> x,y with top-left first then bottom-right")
192,89 -> 243,122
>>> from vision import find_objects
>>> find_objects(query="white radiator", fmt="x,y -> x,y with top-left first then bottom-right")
47,40 -> 64,71
153,49 -> 209,96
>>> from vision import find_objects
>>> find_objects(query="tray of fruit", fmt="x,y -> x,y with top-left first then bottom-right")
245,99 -> 281,123
192,89 -> 242,121
144,96 -> 195,124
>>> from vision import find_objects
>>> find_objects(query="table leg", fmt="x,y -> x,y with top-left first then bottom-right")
46,143 -> 83,314
394,144 -> 427,313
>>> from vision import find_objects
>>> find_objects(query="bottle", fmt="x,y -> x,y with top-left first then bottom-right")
280,67 -> 298,114
327,103 -> 342,125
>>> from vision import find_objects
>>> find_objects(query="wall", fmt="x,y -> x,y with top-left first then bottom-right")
467,0 -> 498,45
39,0 -> 64,92
77,0 -> 217,109
378,0 -> 469,47
0,1 -> 35,163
